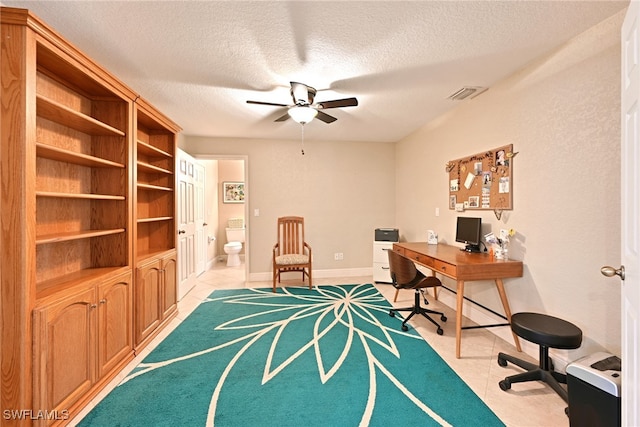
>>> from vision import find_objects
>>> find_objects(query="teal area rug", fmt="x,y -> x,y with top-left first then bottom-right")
79,284 -> 504,426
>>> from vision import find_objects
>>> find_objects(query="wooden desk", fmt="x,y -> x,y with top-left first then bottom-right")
392,242 -> 523,358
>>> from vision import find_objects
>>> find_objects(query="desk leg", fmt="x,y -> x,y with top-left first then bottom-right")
494,278 -> 522,352
455,280 -> 465,358
428,268 -> 439,300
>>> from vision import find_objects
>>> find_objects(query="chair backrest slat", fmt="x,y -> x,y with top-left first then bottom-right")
277,216 -> 305,255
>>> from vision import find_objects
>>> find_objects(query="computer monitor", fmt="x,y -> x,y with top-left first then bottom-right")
455,216 -> 482,252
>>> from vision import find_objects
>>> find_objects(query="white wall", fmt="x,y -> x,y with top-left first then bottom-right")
395,11 -> 623,357
183,137 -> 396,279
217,160 -> 245,254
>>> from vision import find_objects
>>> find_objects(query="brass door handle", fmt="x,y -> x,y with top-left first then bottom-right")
601,265 -> 625,280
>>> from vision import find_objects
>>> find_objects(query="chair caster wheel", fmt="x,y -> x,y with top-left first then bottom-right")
389,310 -> 395,317
499,379 -> 511,391
441,315 -> 447,322
437,328 -> 444,335
497,356 -> 508,367
401,324 -> 409,332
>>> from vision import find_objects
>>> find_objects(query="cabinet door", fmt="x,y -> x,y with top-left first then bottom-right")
135,260 -> 162,345
33,289 -> 96,416
98,272 -> 133,378
161,252 -> 178,319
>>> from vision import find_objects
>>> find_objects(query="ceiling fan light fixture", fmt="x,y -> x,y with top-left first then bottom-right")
288,106 -> 318,124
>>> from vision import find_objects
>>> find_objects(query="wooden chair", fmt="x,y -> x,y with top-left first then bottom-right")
272,216 -> 312,292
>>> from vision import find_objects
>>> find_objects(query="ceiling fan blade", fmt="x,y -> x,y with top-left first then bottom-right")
317,97 -> 358,109
247,100 -> 289,107
274,113 -> 290,122
315,110 -> 337,124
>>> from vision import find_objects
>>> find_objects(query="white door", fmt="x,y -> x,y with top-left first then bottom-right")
194,162 -> 207,276
178,149 -> 197,300
619,4 -> 640,425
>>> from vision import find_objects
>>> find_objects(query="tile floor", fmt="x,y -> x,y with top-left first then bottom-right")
72,260 -> 569,427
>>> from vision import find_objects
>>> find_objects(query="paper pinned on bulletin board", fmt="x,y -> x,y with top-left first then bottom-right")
464,173 -> 475,190
447,144 -> 513,211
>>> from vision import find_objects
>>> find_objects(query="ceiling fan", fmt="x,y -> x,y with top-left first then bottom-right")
246,81 -> 358,124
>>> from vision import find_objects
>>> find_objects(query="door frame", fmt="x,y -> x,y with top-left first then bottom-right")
195,154 -> 250,281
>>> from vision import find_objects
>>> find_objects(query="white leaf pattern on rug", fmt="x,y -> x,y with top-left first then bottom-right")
79,284 -> 503,427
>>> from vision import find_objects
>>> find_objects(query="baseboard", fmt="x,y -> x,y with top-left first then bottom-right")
248,267 -> 373,283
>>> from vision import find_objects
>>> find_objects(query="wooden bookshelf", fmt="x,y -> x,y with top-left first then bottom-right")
132,99 -> 180,351
0,7 -> 176,426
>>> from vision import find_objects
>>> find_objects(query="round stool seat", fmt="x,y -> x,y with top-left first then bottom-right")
511,312 -> 582,349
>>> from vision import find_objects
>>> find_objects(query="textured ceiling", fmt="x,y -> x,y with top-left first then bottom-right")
0,1 -> 628,142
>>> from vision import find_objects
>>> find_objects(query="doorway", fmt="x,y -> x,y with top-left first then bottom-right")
196,155 -> 249,282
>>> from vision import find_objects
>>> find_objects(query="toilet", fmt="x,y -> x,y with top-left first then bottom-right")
223,219 -> 245,267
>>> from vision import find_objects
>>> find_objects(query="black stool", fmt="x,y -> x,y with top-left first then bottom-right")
497,312 -> 582,403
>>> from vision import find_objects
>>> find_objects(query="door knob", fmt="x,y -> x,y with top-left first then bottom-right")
601,265 -> 625,280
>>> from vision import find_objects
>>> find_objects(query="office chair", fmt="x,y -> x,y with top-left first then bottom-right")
387,250 -> 447,335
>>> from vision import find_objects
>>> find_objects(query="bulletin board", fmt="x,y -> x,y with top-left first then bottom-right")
447,144 -> 513,211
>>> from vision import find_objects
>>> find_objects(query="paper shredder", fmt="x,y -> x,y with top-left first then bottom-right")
566,352 -> 621,427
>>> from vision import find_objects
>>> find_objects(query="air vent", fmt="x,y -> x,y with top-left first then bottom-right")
447,86 -> 488,101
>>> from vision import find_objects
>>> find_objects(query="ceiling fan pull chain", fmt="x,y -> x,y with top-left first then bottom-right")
301,124 -> 305,155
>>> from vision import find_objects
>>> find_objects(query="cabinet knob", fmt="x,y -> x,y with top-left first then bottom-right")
100,299 -> 107,304
90,304 -> 97,309
178,230 -> 186,234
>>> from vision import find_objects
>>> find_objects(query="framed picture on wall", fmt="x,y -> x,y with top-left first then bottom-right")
223,182 -> 245,203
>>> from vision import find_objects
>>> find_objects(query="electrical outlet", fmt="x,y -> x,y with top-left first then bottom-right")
334,252 -> 344,261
